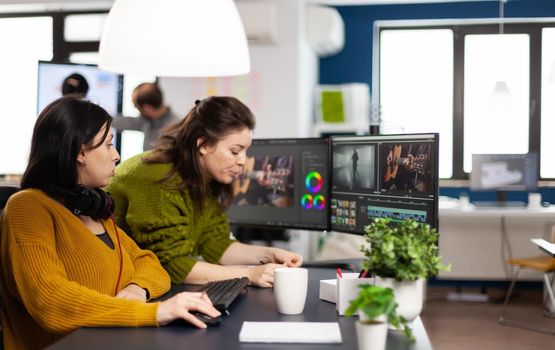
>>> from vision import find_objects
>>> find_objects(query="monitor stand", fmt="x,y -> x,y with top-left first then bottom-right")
472,191 -> 526,208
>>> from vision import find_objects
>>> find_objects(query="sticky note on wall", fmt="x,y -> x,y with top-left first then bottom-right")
321,90 -> 345,123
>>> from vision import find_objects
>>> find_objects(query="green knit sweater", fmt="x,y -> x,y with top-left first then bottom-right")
106,152 -> 235,284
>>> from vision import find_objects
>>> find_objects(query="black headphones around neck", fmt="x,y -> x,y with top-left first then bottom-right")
45,184 -> 114,220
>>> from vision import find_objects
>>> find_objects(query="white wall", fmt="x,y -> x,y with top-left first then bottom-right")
159,0 -> 319,138
298,4 -> 319,138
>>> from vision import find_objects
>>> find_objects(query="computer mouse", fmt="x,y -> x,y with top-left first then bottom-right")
169,313 -> 221,327
541,201 -> 551,208
192,312 -> 221,327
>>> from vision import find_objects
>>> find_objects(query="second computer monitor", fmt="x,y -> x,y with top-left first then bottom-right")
37,61 -> 122,116
227,138 -> 330,230
470,153 -> 538,191
330,133 -> 439,234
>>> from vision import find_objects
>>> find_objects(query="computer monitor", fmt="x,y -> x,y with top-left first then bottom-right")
37,61 -> 122,116
470,153 -> 538,199
330,133 -> 439,234
228,138 -> 330,230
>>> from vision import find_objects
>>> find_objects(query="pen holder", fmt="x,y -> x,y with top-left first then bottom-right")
336,273 -> 374,316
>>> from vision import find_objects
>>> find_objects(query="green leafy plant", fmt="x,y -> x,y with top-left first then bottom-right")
345,284 -> 414,342
361,218 -> 450,281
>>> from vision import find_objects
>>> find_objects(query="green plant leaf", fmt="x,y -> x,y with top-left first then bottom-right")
346,284 -> 414,342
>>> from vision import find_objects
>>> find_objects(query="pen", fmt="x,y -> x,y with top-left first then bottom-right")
336,268 -> 343,278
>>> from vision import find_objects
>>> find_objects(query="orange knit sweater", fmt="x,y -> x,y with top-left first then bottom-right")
0,189 -> 171,350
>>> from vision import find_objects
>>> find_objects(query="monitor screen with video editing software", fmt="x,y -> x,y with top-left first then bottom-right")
330,133 -> 439,234
227,138 -> 330,230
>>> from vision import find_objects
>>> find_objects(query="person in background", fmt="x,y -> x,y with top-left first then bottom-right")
111,82 -> 180,151
0,96 -> 220,349
61,72 -> 89,97
106,96 -> 303,287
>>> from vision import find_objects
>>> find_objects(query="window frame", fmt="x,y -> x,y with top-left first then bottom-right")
0,9 -> 107,61
0,9 -> 127,161
374,19 -> 555,180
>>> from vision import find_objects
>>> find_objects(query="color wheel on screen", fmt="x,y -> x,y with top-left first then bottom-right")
301,194 -> 313,209
305,171 -> 322,193
313,195 -> 326,211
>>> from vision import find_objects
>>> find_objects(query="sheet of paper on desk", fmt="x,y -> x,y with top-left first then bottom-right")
531,238 -> 555,255
238,322 -> 342,343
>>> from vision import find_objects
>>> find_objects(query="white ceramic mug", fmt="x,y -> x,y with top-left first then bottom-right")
274,267 -> 308,315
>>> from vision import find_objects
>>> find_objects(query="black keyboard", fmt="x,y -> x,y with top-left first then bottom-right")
199,277 -> 249,312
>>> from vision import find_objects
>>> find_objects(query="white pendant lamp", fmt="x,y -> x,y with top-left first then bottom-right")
489,80 -> 513,109
99,0 -> 250,77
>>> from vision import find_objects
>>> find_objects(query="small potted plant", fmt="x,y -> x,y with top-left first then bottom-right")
345,284 -> 414,350
361,218 -> 450,321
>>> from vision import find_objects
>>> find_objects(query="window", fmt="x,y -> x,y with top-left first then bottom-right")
378,22 -> 553,179
64,14 -> 107,42
379,29 -> 453,178
541,28 -> 555,178
69,52 -> 100,64
0,10 -> 158,176
0,17 -> 52,174
463,34 -> 530,172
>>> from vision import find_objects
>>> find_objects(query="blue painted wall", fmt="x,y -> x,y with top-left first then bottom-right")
440,186 -> 555,205
320,0 -> 555,87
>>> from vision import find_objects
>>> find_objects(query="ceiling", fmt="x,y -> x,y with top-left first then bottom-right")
309,0 -> 489,4
0,0 -> 493,13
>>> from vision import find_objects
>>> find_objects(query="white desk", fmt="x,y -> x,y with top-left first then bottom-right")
438,201 -> 555,281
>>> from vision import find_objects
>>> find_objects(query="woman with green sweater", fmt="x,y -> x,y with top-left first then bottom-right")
0,97 -> 220,349
107,96 -> 302,287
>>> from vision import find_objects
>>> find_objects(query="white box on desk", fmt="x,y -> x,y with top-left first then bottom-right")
319,279 -> 337,303
336,273 -> 373,316
319,273 -> 374,315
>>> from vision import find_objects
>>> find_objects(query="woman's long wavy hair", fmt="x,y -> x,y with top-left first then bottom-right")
143,96 -> 255,209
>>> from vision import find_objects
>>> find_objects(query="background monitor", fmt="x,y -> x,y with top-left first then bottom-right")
37,61 -> 122,116
470,153 -> 538,191
330,133 -> 439,234
228,138 -> 330,230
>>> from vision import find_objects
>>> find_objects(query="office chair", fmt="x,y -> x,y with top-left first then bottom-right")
0,186 -> 19,348
0,186 -> 19,212
497,249 -> 555,334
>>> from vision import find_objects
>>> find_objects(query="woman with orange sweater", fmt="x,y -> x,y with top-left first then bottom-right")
0,96 -> 219,350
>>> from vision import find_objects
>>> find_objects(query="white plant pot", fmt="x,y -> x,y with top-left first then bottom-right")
358,310 -> 386,323
356,320 -> 388,350
374,277 -> 425,322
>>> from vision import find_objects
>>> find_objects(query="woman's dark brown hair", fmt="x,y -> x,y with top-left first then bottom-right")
21,95 -> 112,191
144,96 -> 255,208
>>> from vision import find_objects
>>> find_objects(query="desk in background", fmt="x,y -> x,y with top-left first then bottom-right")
438,201 -> 555,281
48,267 -> 432,350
